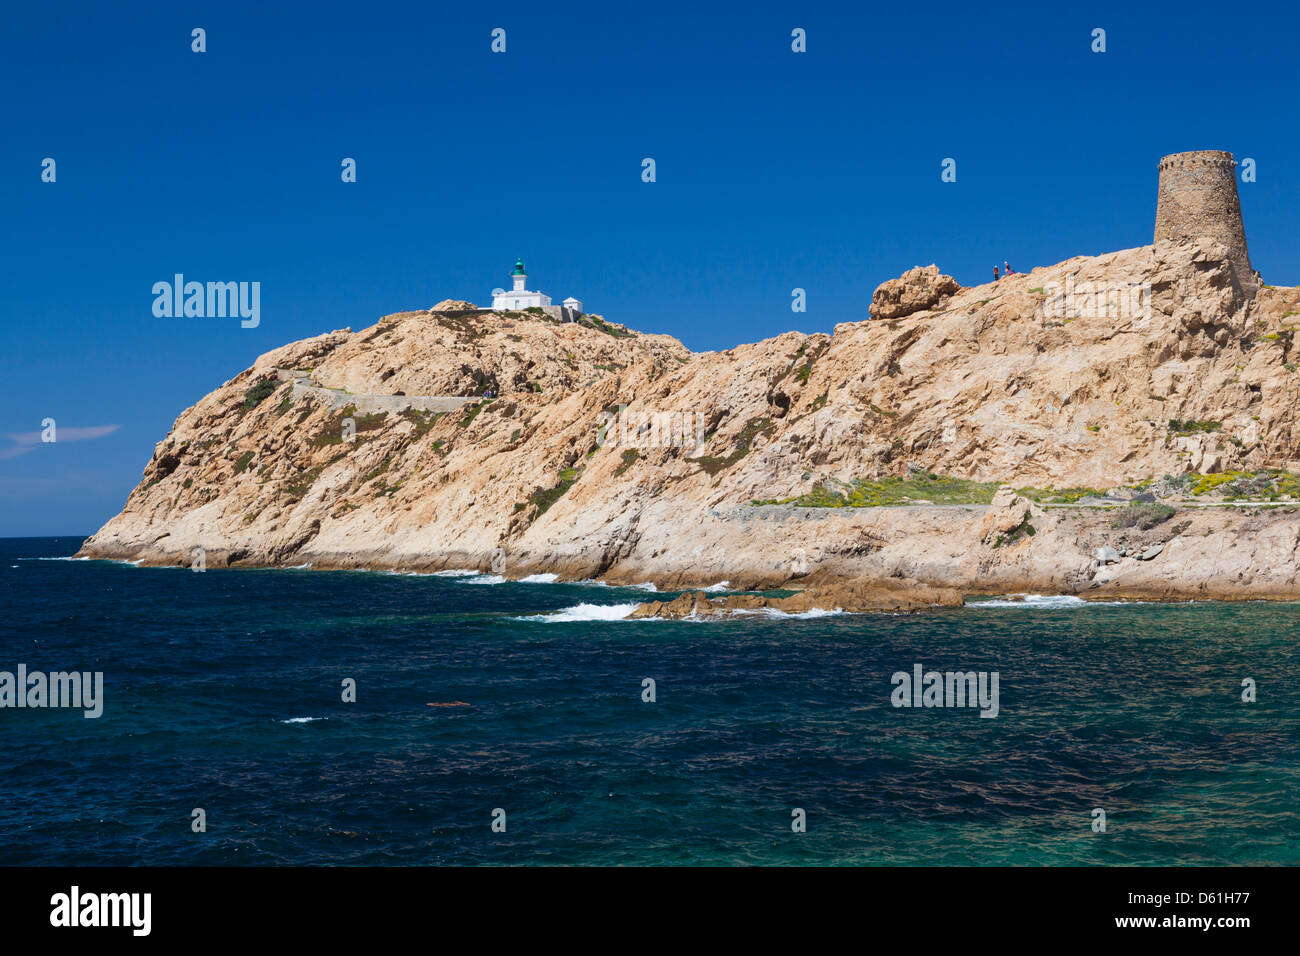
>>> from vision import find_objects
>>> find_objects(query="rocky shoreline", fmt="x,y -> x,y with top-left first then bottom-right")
79,485 -> 1300,613
78,239 -> 1300,611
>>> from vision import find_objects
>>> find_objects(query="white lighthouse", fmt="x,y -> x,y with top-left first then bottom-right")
492,258 -> 551,311
488,259 -> 583,319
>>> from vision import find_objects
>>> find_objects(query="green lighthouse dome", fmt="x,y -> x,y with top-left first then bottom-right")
511,258 -> 527,276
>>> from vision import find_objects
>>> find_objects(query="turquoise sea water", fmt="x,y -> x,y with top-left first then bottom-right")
1,536 -> 1297,865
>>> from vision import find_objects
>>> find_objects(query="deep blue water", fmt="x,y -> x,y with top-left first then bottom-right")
1,536 -> 1298,865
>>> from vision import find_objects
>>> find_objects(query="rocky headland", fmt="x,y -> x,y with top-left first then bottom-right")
80,239 -> 1300,614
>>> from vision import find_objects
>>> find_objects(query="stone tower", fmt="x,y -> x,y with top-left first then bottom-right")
1154,150 -> 1257,292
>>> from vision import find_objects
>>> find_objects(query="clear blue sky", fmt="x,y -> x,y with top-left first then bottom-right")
2,0 -> 1296,536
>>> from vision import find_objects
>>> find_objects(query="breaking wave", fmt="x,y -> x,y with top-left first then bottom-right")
515,602 -> 641,623
720,607 -> 847,620
966,594 -> 1090,609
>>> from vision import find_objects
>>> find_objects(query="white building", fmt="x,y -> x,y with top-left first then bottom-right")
488,259 -> 582,320
492,259 -> 551,311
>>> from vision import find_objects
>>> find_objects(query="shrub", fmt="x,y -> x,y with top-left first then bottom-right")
615,449 -> 639,476
696,418 -> 774,476
241,378 -> 278,410
1168,419 -> 1222,436
529,468 -> 581,516
1016,486 -> 1108,504
463,400 -> 493,426
1111,501 -> 1176,530
992,515 -> 1036,548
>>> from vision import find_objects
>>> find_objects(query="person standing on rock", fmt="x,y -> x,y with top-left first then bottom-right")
994,266 -> 1000,282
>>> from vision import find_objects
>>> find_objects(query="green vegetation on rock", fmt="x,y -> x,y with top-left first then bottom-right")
529,466 -> 582,516
1168,419 -> 1222,436
1015,486 -> 1109,504
462,400 -> 493,426
1111,500 -> 1176,530
697,418 -> 775,476
992,515 -> 1036,548
400,408 -> 443,438
1189,470 -> 1300,500
241,378 -> 278,410
615,449 -> 639,476
753,473 -> 999,507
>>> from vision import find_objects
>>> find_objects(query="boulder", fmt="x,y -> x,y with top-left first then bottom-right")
974,486 -> 1039,548
870,265 -> 961,319
1093,556 -> 1140,586
430,299 -> 478,312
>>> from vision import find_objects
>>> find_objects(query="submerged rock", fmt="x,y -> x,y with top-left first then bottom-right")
628,581 -> 964,618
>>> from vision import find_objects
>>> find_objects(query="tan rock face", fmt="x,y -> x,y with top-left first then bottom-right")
869,264 -> 961,319
79,239 -> 1300,607
973,487 -> 1040,549
430,299 -> 478,312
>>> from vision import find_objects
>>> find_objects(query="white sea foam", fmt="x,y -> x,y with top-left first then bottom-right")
518,601 -> 846,624
516,602 -> 641,622
519,573 -> 560,583
431,569 -> 481,578
700,580 -> 730,593
279,716 -> 326,724
765,606 -> 845,619
463,574 -> 506,586
50,557 -> 144,566
966,594 -> 1090,609
573,579 -> 657,591
723,606 -> 847,620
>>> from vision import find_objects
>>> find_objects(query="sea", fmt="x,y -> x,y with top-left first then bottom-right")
2,536 -> 1297,866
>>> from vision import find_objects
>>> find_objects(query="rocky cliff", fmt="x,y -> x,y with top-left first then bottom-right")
80,240 -> 1300,609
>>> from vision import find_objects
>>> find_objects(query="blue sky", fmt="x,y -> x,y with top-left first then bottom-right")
2,0 -> 1296,536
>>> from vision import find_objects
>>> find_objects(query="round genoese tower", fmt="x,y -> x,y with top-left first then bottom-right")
1154,150 -> 1257,292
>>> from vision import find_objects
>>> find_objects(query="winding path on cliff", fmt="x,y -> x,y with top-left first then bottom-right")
274,368 -> 480,416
